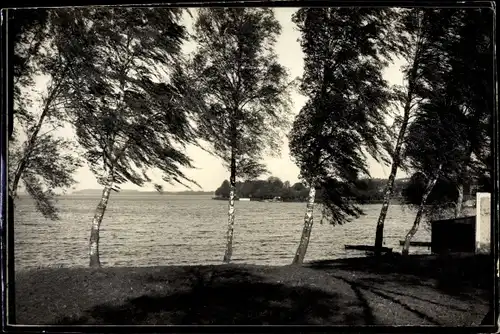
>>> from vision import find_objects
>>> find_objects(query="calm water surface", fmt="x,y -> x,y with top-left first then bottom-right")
15,194 -> 432,269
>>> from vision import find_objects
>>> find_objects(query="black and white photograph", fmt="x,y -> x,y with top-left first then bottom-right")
2,2 -> 497,328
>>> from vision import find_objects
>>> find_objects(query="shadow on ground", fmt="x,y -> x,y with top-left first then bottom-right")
55,266 -> 367,325
331,274 -> 444,325
17,255 -> 492,326
308,253 -> 494,292
307,253 -> 494,326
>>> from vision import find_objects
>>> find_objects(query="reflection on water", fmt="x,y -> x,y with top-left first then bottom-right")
14,194 -> 431,269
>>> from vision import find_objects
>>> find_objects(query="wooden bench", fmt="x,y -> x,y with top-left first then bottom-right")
344,245 -> 393,253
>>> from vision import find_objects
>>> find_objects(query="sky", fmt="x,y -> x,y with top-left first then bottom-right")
28,7 -> 408,193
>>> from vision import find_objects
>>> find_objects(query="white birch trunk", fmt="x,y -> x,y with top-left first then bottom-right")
292,186 -> 316,265
455,183 -> 464,218
374,22 -> 424,256
89,178 -> 113,268
10,65 -> 69,199
223,127 -> 237,263
402,165 -> 442,255
223,184 -> 236,263
374,99 -> 411,256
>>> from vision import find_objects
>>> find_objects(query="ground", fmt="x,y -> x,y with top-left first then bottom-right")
14,254 -> 494,326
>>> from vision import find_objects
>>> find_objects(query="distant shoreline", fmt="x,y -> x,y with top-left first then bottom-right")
70,190 -> 214,196
211,197 -> 403,204
17,192 -> 401,204
17,191 -> 215,197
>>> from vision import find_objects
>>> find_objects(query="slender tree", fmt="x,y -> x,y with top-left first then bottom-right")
9,9 -> 82,219
59,7 -> 199,267
188,8 -> 293,263
290,8 -> 396,264
6,9 -> 78,323
401,165 -> 442,255
399,8 -> 493,232
373,8 -> 464,255
403,8 -> 494,219
401,95 -> 469,255
292,178 -> 316,265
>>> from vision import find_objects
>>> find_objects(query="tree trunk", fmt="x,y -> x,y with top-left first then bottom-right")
223,147 -> 237,264
292,185 -> 316,265
402,165 -> 442,256
374,104 -> 411,256
454,183 -> 464,218
89,180 -> 113,268
374,32 -> 423,257
10,68 -> 67,199
10,107 -> 50,199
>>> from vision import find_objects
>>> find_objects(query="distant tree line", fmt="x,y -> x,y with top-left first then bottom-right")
214,176 -> 410,203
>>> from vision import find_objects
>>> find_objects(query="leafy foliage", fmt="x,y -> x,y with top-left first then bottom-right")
380,9 -> 460,171
188,8 -> 294,180
442,8 -> 493,191
9,9 -> 84,219
9,8 -> 50,135
402,172 -> 467,209
403,97 -> 470,177
401,78 -> 472,222
401,8 -> 494,210
9,134 -> 81,220
57,7 -> 199,190
289,8 -> 396,225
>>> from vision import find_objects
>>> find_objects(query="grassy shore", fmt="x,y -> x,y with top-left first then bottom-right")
15,254 -> 493,326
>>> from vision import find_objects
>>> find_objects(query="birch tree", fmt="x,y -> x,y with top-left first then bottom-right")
401,95 -> 469,255
59,7 -> 198,267
399,8 -> 493,231
289,8 -> 396,264
8,9 -> 82,219
373,8 -> 465,255
188,8 -> 293,263
401,8 -> 493,220
401,165 -> 442,255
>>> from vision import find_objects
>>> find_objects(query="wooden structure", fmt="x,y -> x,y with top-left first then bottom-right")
431,216 -> 476,254
399,240 -> 432,248
344,245 -> 393,253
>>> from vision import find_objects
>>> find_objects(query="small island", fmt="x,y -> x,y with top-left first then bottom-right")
211,177 -> 410,203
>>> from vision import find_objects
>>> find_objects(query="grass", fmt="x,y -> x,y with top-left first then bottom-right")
14,254 -> 494,326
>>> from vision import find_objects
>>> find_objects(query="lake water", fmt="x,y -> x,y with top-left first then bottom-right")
14,194 -> 432,270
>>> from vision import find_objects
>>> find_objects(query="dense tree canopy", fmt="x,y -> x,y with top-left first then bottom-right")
189,8 -> 294,180
289,8 -> 397,225
59,7 -> 198,190
9,8 -> 49,137
400,8 -> 494,219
